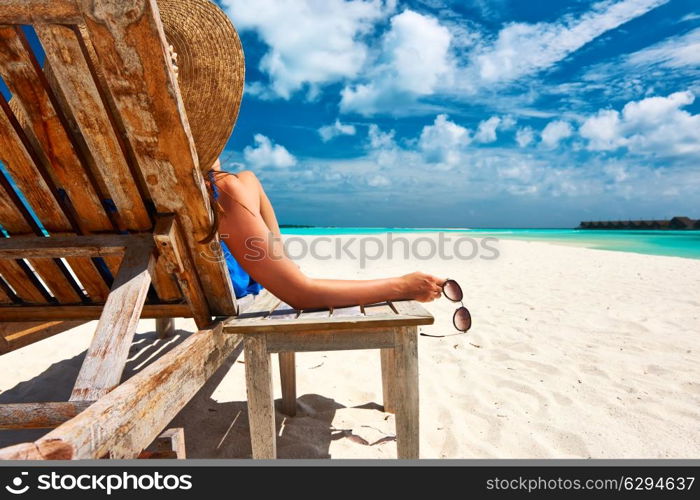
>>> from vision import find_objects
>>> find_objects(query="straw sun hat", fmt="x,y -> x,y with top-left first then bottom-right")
157,0 -> 245,171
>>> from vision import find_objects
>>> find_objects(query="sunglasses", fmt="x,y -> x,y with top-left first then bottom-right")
442,279 -> 472,332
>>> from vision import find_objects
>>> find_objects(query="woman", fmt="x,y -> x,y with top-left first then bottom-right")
207,161 -> 445,310
160,0 -> 444,309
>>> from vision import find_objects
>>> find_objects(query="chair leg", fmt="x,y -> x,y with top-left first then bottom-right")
244,335 -> 276,459
380,348 -> 397,414
394,326 -> 419,459
278,352 -> 297,416
156,317 -> 175,339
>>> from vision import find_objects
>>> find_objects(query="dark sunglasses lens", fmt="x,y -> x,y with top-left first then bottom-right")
453,307 -> 472,332
443,279 -> 463,302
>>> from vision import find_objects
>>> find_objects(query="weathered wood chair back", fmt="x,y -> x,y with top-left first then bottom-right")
0,0 -> 238,355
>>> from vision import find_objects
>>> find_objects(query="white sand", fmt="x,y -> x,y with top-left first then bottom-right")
1,235 -> 699,458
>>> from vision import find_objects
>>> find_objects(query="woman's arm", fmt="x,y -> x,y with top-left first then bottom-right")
216,177 -> 442,309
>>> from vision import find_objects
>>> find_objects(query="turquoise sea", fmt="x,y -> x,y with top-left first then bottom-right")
280,227 -> 700,260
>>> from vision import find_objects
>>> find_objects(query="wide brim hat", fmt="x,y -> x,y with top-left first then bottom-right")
157,0 -> 245,171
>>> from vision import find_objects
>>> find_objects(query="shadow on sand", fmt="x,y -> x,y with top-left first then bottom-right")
0,331 -> 388,458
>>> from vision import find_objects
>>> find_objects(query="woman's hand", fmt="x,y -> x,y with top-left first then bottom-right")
399,272 -> 444,302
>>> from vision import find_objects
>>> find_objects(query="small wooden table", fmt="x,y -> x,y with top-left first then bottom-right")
224,292 -> 434,459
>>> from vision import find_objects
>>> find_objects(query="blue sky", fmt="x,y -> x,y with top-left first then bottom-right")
215,0 -> 700,227
2,1 -> 698,228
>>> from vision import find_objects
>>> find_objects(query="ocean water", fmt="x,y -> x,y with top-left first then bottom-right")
280,227 -> 700,260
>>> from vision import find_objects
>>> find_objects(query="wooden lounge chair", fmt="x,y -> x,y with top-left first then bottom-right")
0,0 -> 433,460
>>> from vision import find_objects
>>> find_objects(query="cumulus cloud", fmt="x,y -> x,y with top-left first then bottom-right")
223,0 -> 395,98
516,126 -> 535,147
541,120 -> 574,148
475,116 -> 501,143
244,134 -> 297,169
318,119 -> 357,142
418,114 -> 471,168
340,10 -> 453,115
580,90 -> 700,156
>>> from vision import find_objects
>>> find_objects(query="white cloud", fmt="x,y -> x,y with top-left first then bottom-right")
516,126 -> 535,147
368,124 -> 397,150
223,0 -> 395,98
418,114 -> 471,168
579,109 -> 622,150
318,119 -> 357,142
580,90 -> 700,156
475,116 -> 501,143
367,174 -> 391,187
340,10 -> 453,115
626,27 -> 700,69
465,0 -> 668,87
243,134 -> 297,169
541,120 -> 573,148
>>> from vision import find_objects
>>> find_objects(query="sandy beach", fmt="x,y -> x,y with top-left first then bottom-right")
1,234 -> 699,458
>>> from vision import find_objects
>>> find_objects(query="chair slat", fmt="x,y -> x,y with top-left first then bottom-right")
298,309 -> 331,319
390,300 -> 433,319
51,24 -> 181,302
234,291 -> 280,321
0,260 -> 49,303
36,25 -> 152,232
78,0 -> 237,316
363,302 -> 396,316
331,305 -> 363,317
0,26 -> 113,234
0,283 -> 12,304
225,294 -> 433,334
0,95 -> 109,301
0,172 -> 83,302
267,301 -> 299,320
0,320 -> 84,354
0,0 -> 82,25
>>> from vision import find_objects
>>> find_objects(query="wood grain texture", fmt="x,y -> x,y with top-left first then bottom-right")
0,0 -> 81,24
0,26 -> 112,234
270,302 -> 298,416
36,23 -> 152,233
331,305 -> 363,317
139,427 -> 186,459
380,346 -> 397,414
0,440 -> 74,460
224,311 -> 433,334
153,215 -> 210,328
0,401 -> 93,429
0,260 -> 49,304
0,320 -> 84,354
157,428 -> 186,459
77,0 -> 237,316
0,285 -> 11,305
394,326 -> 419,459
391,300 -> 433,319
30,322 -> 241,459
71,241 -> 154,401
265,328 -> 396,353
0,234 -> 145,259
363,302 -> 396,316
0,82 -> 110,302
0,303 -> 190,322
278,352 -> 296,417
244,334 -> 276,459
0,121 -> 87,303
156,317 -> 174,339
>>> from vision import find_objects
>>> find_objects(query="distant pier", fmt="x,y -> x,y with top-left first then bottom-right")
578,216 -> 699,230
